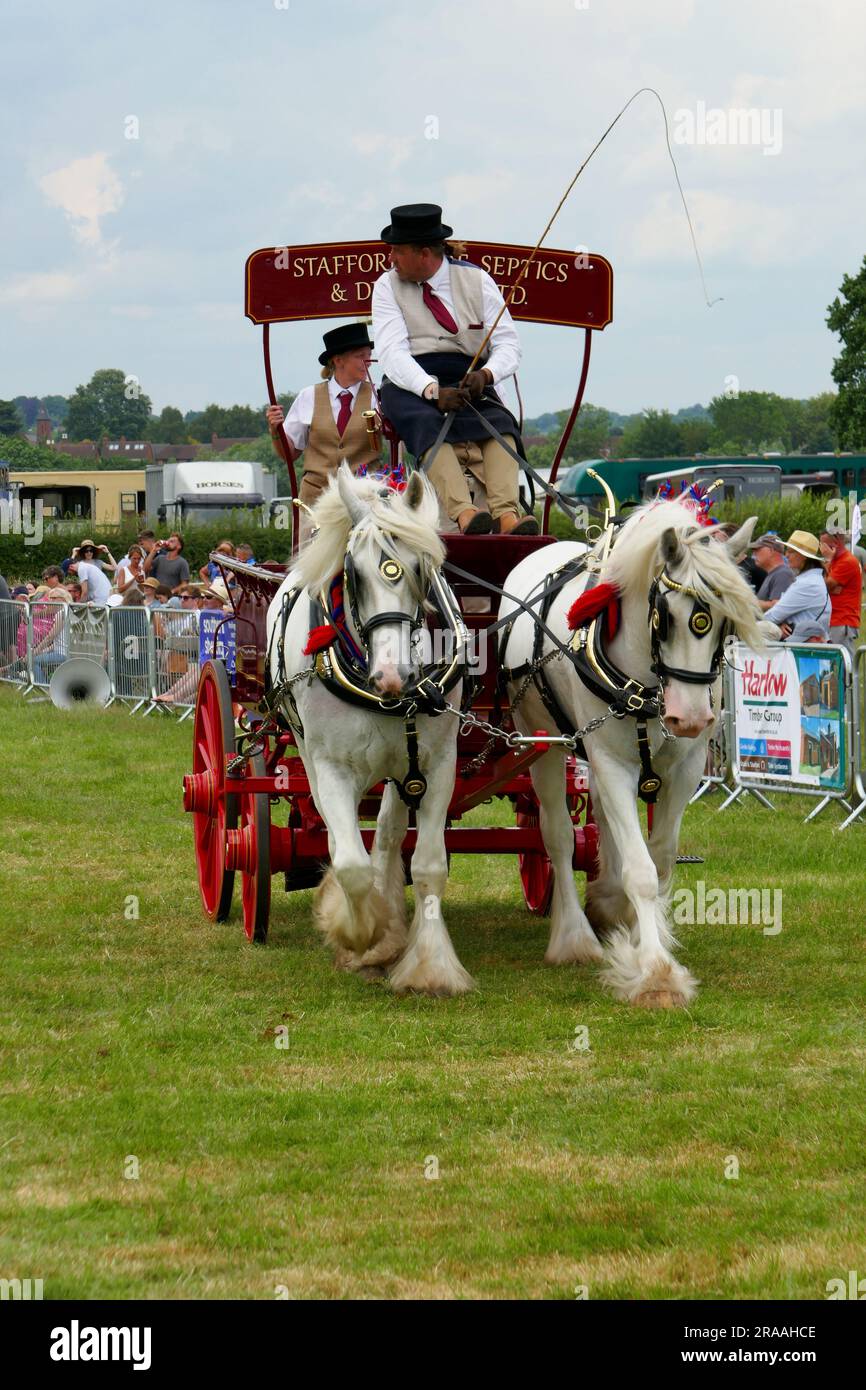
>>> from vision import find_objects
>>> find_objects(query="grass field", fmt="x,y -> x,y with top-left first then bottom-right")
1,683 -> 865,1300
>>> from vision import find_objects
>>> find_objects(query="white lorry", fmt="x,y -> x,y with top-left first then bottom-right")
145,460 -> 281,526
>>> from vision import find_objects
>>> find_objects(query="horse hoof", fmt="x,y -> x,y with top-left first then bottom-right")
634,989 -> 684,1009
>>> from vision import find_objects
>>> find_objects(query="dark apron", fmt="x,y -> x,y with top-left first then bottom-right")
379,352 -> 526,461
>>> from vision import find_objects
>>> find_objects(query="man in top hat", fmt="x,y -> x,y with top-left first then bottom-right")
372,203 -> 537,535
266,321 -> 380,511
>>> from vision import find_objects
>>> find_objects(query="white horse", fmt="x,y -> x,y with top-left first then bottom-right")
266,465 -> 473,996
499,499 -> 766,1008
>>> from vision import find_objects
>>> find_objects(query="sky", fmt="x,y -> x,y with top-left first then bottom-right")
2,0 -> 865,421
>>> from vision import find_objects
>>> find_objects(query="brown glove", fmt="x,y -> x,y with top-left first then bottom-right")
460,369 -> 492,399
437,385 -> 470,413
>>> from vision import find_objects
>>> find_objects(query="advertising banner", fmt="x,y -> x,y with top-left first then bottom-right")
199,615 -> 236,676
731,643 -> 847,792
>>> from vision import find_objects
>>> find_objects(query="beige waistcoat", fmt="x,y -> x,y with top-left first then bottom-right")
300,381 -> 379,503
389,262 -> 488,359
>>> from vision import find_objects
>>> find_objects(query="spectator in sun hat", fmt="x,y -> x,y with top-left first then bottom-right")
752,533 -> 794,607
763,530 -> 830,641
819,526 -> 862,655
69,538 -> 117,573
201,578 -> 233,612
140,576 -> 161,606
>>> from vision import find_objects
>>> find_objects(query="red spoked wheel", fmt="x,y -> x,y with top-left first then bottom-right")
226,753 -> 271,943
185,660 -> 238,921
516,800 -> 554,916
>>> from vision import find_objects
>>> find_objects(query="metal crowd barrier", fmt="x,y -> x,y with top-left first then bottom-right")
719,638 -> 856,822
689,721 -> 728,803
26,600 -> 73,693
0,599 -> 203,717
146,606 -> 201,719
839,644 -> 866,831
0,598 -> 28,685
108,606 -> 157,713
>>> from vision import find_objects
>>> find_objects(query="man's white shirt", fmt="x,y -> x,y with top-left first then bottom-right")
372,259 -> 521,398
76,560 -> 111,605
281,377 -> 365,452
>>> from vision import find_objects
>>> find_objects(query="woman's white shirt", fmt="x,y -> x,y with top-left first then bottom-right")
281,378 -> 365,452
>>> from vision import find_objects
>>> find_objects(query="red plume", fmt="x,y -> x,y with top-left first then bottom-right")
303,624 -> 337,655
566,582 -> 621,640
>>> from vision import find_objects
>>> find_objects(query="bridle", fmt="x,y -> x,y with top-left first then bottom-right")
647,568 -> 730,687
342,529 -> 426,653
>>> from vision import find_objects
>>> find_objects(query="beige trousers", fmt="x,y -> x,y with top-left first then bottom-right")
422,437 -> 520,522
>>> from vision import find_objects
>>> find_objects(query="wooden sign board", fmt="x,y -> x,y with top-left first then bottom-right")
245,240 -> 612,331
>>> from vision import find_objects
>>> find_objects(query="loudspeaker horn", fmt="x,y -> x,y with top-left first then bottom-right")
49,657 -> 112,709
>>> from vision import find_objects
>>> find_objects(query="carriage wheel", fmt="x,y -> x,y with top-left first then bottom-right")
189,660 -> 238,922
516,805 -> 554,916
234,753 -> 271,944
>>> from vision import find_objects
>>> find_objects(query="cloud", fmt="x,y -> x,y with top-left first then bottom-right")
38,153 -> 124,251
350,133 -> 412,172
0,271 -> 84,304
628,191 -> 796,270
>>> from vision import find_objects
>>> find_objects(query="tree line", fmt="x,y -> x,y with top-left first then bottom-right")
3,253 -> 864,466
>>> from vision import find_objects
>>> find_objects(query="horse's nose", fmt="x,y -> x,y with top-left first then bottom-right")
371,668 -> 404,696
663,711 -> 714,738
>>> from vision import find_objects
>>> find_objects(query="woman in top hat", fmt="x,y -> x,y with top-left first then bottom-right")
265,322 -> 381,514
372,202 -> 537,535
763,530 -> 831,641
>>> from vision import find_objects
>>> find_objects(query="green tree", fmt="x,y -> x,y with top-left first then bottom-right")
186,402 -> 267,441
0,399 -> 24,436
555,402 -> 611,461
827,258 -> 866,449
708,390 -> 790,452
0,437 -> 64,470
148,405 -> 188,444
679,418 -> 712,455
65,368 -> 153,441
619,408 -> 683,458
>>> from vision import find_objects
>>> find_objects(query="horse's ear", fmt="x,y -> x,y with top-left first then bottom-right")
337,461 -> 367,526
661,527 -> 684,565
726,516 -> 757,560
404,470 -> 424,510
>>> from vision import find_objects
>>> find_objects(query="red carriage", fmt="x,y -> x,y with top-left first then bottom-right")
182,238 -> 614,944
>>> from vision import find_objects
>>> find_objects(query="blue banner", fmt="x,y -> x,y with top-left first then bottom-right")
199,614 -> 236,675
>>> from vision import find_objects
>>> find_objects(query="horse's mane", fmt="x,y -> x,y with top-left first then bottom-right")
291,472 -> 446,595
601,499 -> 766,647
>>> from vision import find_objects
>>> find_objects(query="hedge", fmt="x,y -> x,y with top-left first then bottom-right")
0,516 -> 295,585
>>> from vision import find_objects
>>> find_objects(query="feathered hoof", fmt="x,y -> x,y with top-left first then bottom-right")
544,932 -> 605,966
600,929 -> 698,1009
634,987 -> 686,1010
313,868 -> 386,954
389,945 -> 475,998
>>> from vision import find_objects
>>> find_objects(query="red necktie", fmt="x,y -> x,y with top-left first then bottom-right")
422,281 -> 458,334
336,389 -> 353,436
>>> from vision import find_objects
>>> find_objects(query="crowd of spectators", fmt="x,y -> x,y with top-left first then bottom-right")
0,530 -> 253,616
717,523 -> 863,652
0,530 -> 252,686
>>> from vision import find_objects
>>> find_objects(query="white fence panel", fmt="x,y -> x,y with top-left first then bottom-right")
0,599 -> 29,685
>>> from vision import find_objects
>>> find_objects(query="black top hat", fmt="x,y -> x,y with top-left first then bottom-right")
380,203 -> 453,245
317,322 -> 374,367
